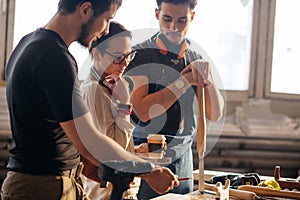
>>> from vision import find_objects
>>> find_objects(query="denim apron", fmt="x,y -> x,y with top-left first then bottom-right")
126,34 -> 202,199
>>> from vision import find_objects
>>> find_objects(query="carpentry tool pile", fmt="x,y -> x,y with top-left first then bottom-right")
194,85 -> 300,200
186,166 -> 300,200
151,85 -> 299,200
192,167 -> 300,199
236,166 -> 300,200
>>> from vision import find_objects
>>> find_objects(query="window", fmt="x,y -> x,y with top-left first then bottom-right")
189,0 -> 254,91
13,0 -> 89,71
270,0 -> 300,95
13,1 -> 57,47
2,0 -> 300,103
115,0 -> 254,91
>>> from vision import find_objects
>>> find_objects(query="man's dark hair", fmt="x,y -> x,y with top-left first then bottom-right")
156,0 -> 197,10
58,0 -> 122,17
90,21 -> 132,53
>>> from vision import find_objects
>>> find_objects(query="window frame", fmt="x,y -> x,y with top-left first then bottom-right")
224,0 -> 259,102
0,0 -> 15,81
0,0 -> 8,81
264,0 -> 300,101
1,0 -> 300,103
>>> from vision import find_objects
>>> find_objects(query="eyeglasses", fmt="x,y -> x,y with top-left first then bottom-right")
104,50 -> 137,64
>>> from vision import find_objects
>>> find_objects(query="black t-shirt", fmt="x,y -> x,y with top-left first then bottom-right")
5,28 -> 89,175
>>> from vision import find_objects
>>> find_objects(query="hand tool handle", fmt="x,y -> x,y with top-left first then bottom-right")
196,86 -> 206,154
239,185 -> 300,199
197,86 -> 206,193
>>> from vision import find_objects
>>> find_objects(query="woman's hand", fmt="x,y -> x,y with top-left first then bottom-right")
134,143 -> 149,153
103,74 -> 131,103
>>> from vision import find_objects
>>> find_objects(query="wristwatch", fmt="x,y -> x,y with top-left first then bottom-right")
175,80 -> 185,90
117,103 -> 132,111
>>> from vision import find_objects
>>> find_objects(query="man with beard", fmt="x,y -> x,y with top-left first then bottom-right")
1,1 -> 178,199
125,0 -> 224,199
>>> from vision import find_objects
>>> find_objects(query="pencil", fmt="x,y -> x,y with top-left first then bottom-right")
178,177 -> 192,181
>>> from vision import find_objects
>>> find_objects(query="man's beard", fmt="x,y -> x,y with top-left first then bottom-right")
77,17 -> 95,47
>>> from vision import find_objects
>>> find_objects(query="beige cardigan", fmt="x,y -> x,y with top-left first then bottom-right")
80,78 -> 139,200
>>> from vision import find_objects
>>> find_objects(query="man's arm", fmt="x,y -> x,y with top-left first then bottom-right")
60,112 -> 138,166
130,64 -> 224,122
130,74 -> 192,122
60,112 -> 179,194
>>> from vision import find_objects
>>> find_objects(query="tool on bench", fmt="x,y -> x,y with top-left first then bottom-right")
196,83 -> 206,194
274,165 -> 300,191
205,173 -> 261,199
208,173 -> 260,189
98,160 -> 155,200
204,180 -> 258,200
236,166 -> 300,200
195,71 -> 230,200
239,185 -> 300,199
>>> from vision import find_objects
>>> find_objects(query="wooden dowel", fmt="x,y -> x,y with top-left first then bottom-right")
197,86 -> 206,193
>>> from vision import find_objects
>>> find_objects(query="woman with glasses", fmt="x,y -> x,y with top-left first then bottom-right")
80,22 -> 148,200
